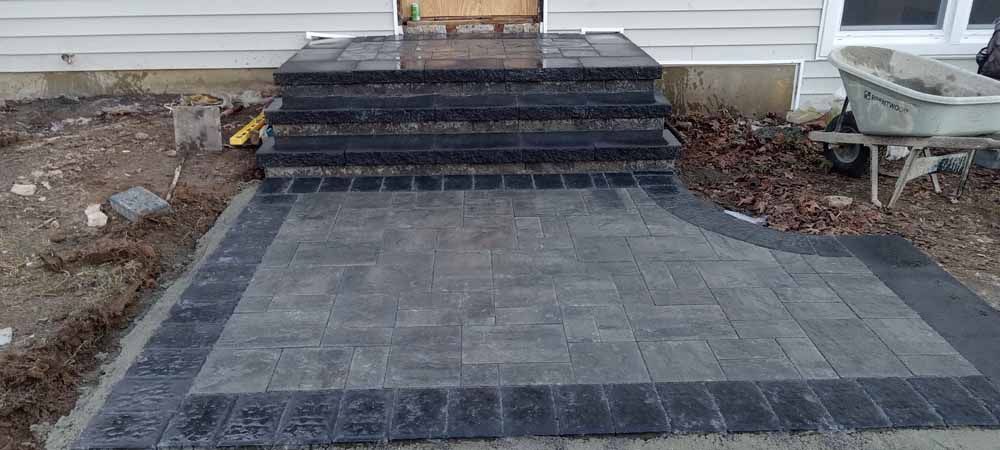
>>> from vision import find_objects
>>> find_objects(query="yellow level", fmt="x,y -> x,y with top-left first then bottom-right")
229,112 -> 267,147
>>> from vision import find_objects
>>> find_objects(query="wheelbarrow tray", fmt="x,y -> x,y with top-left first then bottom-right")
829,46 -> 1000,137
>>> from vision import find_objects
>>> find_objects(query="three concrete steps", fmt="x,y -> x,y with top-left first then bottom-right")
259,33 -> 680,173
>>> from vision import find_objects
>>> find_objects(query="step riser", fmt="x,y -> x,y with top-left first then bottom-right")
275,63 -> 662,86
278,91 -> 657,110
267,105 -> 668,125
260,148 -> 678,167
273,118 -> 664,136
259,141 -> 678,168
279,80 -> 655,98
262,34 -> 678,171
273,130 -> 668,150
264,160 -> 675,178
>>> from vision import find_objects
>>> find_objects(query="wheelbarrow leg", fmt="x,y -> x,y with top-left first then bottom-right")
868,145 -> 883,207
923,148 -> 942,193
888,146 -> 919,208
834,97 -> 850,131
955,149 -> 977,199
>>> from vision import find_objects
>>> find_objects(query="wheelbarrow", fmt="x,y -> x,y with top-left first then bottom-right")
810,46 -> 1000,208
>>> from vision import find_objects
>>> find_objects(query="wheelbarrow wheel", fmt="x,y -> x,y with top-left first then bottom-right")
823,112 -> 869,178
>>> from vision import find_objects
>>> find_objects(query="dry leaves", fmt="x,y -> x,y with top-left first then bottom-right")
676,111 -> 882,234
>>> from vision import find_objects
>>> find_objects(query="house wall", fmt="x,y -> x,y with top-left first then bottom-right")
546,0 -> 980,114
0,1 -> 395,74
0,0 -> 984,111
547,0 -> 823,63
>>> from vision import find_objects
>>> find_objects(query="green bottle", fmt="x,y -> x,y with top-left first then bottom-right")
411,2 -> 421,21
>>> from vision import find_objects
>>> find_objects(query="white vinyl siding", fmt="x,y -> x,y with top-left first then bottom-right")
0,0 -> 988,110
0,0 -> 394,72
547,0 -> 824,63
547,0 -> 986,111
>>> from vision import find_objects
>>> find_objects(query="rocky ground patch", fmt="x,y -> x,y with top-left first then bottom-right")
0,95 -> 260,449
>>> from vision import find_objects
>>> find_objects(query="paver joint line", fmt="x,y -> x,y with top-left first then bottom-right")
75,172 -> 1000,449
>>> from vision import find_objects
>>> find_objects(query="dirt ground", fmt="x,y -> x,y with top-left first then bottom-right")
0,95 -> 261,450
675,111 -> 1000,310
1,97 -> 997,450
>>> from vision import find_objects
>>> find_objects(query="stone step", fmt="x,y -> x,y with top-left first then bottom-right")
272,117 -> 665,137
258,130 -> 681,167
265,93 -> 670,125
280,79 -> 655,99
275,57 -> 662,85
273,33 -> 662,86
278,91 -> 657,110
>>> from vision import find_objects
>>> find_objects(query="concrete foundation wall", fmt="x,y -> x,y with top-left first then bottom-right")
2,65 -> 797,119
1,69 -> 276,101
658,65 -> 797,117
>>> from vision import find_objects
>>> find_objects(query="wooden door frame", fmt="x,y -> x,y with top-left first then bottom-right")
397,0 -> 543,24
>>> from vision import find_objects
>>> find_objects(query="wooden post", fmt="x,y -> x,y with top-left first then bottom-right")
923,148 -> 942,193
869,145 -> 882,207
957,150 -> 977,198
888,146 -> 920,208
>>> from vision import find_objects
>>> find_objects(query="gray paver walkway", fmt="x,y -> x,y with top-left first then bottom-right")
192,187 -> 975,393
75,173 -> 1000,449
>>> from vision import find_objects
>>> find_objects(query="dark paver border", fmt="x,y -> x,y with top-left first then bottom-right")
75,172 -> 1000,449
266,96 -> 671,125
256,131 -> 680,168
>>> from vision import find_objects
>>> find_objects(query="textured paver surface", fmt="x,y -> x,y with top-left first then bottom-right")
197,180 -> 972,390
76,172 -> 1000,448
275,33 -> 660,81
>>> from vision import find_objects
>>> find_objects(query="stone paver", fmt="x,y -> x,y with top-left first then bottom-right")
78,176 -> 1000,449
235,186 -> 973,388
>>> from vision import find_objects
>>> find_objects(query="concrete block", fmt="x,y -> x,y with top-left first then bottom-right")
109,186 -> 171,222
173,105 -> 222,153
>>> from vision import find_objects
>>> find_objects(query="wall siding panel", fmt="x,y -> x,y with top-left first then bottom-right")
548,0 -> 823,109
0,0 -> 980,109
0,1 -> 393,72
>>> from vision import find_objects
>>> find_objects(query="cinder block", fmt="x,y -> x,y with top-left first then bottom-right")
173,105 -> 222,153
109,186 -> 171,222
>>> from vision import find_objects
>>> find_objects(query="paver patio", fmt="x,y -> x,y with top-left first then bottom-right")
75,172 -> 1000,448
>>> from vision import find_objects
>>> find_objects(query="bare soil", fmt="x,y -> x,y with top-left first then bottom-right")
0,95 -> 260,450
675,111 -> 1000,310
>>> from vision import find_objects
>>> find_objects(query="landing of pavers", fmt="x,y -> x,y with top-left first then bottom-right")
75,172 -> 1000,449
205,177 -> 975,392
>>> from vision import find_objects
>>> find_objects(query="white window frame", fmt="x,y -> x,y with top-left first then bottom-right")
817,0 -> 995,59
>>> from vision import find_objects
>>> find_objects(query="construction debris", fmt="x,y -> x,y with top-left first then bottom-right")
237,90 -> 266,106
100,104 -> 142,116
823,195 -> 854,209
0,327 -> 11,348
229,112 -> 267,147
165,159 -> 186,202
724,210 -> 767,226
181,94 -> 225,107
10,184 -> 37,196
109,187 -> 171,222
84,204 -> 107,228
785,108 -> 824,125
